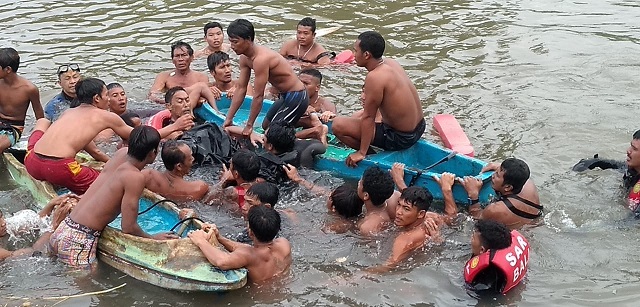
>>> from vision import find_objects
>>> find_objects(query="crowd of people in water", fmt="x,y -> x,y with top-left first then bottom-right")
3,16 -> 635,295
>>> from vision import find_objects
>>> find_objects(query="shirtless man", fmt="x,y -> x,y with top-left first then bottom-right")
279,17 -> 332,66
48,126 -> 178,267
207,51 -> 254,99
223,19 -> 309,135
0,48 -> 44,152
189,205 -> 291,283
25,78 -> 191,194
107,83 -> 159,118
332,31 -> 425,167
148,41 -> 211,104
357,166 -> 400,236
44,63 -> 80,121
148,86 -> 198,140
142,140 -> 209,202
194,22 -> 231,58
446,158 -> 542,230
384,186 -> 439,267
295,69 -> 334,144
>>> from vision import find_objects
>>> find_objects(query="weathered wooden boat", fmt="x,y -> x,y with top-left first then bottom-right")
194,95 -> 496,204
2,151 -> 247,292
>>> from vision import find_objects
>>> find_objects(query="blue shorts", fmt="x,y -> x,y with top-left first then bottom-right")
263,89 -> 309,126
0,121 -> 22,146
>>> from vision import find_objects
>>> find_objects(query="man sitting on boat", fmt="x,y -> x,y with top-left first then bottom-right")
332,31 -> 425,167
49,126 -> 179,267
453,158 -> 542,230
0,195 -> 75,262
222,19 -> 309,136
25,79 -> 192,195
148,41 -> 219,107
189,205 -> 292,284
44,63 -> 80,122
205,149 -> 261,210
0,47 -> 44,153
465,220 -> 530,295
194,21 -> 231,58
142,140 -> 210,202
294,69 -> 333,145
279,17 -> 333,66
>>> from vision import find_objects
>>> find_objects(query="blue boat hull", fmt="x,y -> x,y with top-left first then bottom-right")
195,96 -> 496,204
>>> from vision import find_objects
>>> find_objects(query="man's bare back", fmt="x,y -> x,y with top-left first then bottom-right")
142,169 -> 209,202
481,180 -> 541,229
367,59 -> 422,132
33,104 -> 132,159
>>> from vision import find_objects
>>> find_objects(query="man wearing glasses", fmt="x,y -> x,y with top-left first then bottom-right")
44,63 -> 81,121
0,47 -> 44,153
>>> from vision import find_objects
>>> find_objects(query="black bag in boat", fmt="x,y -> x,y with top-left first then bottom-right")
179,122 -> 241,167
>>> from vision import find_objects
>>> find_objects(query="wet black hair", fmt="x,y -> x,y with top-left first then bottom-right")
400,186 -> 433,212
231,149 -> 261,181
330,184 -> 363,218
127,126 -> 160,161
299,68 -> 322,84
75,77 -> 106,105
161,140 -> 188,171
247,182 -> 280,208
165,86 -> 187,104
633,130 -> 640,140
170,41 -> 194,58
0,47 -> 19,73
357,31 -> 385,59
500,158 -> 530,194
297,17 -> 316,33
207,51 -> 230,72
248,205 -> 281,242
106,82 -> 123,91
204,21 -> 223,36
265,121 -> 296,153
121,112 -> 140,128
361,166 -> 394,207
227,19 -> 255,42
474,220 -> 512,250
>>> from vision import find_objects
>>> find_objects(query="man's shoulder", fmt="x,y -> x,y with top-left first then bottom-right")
280,40 -> 297,53
46,92 -> 67,105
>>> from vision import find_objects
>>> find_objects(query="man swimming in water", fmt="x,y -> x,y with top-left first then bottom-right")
49,126 -> 179,267
142,140 -> 210,202
222,19 -> 309,135
194,22 -> 231,58
0,48 -> 44,152
449,158 -> 542,230
189,205 -> 291,284
206,149 -> 261,210
332,31 -> 425,167
44,63 -> 81,121
279,17 -> 333,66
148,41 -> 217,106
189,51 -> 256,104
623,130 -> 640,214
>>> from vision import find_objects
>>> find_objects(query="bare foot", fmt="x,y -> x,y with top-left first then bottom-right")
320,124 -> 328,147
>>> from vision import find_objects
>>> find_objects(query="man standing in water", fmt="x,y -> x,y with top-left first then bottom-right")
194,22 -> 231,58
0,47 -> 44,152
44,63 -> 81,121
279,17 -> 333,65
332,31 -> 425,167
222,19 -> 309,135
49,126 -> 178,267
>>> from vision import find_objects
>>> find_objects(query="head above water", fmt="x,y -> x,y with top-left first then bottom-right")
248,205 -> 281,243
297,17 -> 316,33
161,140 -> 191,171
360,166 -> 395,207
472,220 -> 512,256
227,19 -> 255,42
231,149 -> 261,182
247,182 -> 280,208
494,158 -> 530,194
127,125 -> 160,162
627,130 -> 640,170
107,82 -> 127,114
207,51 -> 230,71
204,21 -> 223,36
75,77 -> 107,106
329,184 -> 363,218
400,186 -> 433,212
356,31 -> 385,59
0,47 -> 19,74
265,121 -> 296,154
170,41 -> 194,58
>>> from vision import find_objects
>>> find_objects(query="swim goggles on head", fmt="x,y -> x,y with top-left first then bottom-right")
56,63 -> 81,75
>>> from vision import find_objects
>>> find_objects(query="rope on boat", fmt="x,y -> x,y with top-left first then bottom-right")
170,217 -> 206,233
4,282 -> 126,303
138,199 -> 178,215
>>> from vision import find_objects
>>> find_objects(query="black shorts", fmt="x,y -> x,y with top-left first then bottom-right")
371,118 -> 426,151
263,89 -> 309,126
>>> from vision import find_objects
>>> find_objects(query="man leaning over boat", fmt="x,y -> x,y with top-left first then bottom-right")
331,31 -> 425,167
49,126 -> 178,267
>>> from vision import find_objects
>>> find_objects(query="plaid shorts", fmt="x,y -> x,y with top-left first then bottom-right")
48,216 -> 101,267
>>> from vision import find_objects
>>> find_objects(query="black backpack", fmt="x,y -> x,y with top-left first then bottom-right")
179,122 -> 241,167
257,150 -> 298,184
